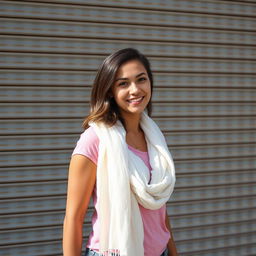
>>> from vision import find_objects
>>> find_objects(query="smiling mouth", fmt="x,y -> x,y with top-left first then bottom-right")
127,96 -> 144,103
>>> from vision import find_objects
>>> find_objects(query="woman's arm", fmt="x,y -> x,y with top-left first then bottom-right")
165,209 -> 178,256
63,155 -> 96,256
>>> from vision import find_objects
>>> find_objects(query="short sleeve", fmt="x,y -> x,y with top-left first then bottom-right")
71,126 -> 99,165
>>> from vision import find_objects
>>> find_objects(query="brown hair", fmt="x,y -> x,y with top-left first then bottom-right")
82,48 -> 153,129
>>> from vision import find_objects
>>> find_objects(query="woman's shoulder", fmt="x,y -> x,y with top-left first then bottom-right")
71,126 -> 99,164
82,126 -> 99,142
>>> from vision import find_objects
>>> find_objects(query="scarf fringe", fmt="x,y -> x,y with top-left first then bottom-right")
99,249 -> 120,256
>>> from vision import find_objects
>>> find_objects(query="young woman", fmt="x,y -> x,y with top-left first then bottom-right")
63,48 -> 177,256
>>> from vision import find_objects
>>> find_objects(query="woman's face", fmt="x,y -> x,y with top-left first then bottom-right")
111,59 -> 151,118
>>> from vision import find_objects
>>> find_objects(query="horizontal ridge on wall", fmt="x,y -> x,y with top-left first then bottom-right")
1,144 -> 255,167
1,117 -> 255,134
1,157 -> 255,181
1,1 -> 256,30
1,18 -> 256,45
2,130 -> 256,150
1,86 -> 256,102
1,181 -> 256,201
18,0 -> 256,17
1,53 -> 256,73
1,36 -> 256,60
1,103 -> 256,117
1,219 -> 255,247
2,204 -> 255,230
1,70 -> 255,88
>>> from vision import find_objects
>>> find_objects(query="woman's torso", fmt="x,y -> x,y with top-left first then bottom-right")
72,127 -> 170,256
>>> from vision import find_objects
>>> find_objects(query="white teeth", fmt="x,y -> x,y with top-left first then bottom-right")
128,97 -> 143,102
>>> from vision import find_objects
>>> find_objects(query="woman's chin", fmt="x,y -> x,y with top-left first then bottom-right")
123,108 -> 146,116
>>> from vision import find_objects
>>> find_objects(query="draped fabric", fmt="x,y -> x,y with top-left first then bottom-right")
89,111 -> 176,256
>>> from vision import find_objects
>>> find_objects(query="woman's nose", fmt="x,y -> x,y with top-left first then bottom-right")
129,82 -> 140,93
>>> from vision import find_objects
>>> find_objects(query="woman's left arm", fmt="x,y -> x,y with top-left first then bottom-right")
165,208 -> 178,256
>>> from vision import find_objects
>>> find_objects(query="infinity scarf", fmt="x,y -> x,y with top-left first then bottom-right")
89,111 -> 176,256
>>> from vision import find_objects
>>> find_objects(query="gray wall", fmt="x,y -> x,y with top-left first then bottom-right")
0,0 -> 256,255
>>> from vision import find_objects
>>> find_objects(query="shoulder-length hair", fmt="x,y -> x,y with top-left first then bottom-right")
82,48 -> 153,129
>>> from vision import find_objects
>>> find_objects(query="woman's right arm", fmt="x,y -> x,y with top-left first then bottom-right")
63,154 -> 97,256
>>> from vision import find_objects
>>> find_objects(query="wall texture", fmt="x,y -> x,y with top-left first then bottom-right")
0,0 -> 256,255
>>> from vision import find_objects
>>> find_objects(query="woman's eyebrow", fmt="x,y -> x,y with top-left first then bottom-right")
115,77 -> 128,82
115,72 -> 146,82
136,72 -> 146,78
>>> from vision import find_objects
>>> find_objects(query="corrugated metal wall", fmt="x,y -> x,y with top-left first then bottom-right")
1,0 -> 256,255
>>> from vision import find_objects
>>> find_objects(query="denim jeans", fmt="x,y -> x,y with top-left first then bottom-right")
84,247 -> 168,256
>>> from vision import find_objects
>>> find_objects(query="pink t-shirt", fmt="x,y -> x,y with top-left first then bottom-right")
72,127 -> 170,256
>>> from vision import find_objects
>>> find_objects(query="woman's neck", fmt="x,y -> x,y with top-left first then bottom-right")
122,113 -> 142,133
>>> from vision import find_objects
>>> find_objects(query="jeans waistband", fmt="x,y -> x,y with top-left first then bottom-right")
85,247 -> 168,256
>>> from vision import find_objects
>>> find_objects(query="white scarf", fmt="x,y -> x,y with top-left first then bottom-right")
89,111 -> 176,256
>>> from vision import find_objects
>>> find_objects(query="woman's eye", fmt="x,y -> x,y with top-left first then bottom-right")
119,81 -> 127,86
138,77 -> 146,82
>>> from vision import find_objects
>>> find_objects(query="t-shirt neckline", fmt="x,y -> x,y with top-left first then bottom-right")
127,144 -> 148,154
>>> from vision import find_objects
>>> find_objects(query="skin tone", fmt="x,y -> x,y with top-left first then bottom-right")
63,59 -> 178,256
111,59 -> 151,151
63,155 -> 96,256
